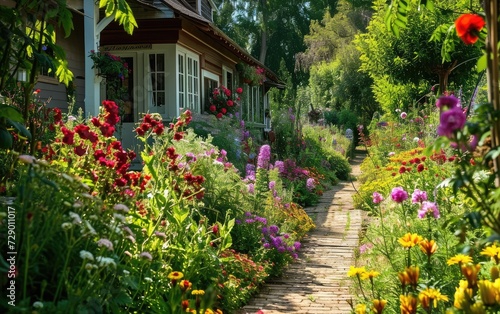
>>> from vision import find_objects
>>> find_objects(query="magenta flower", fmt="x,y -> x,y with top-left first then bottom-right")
269,181 -> 276,190
400,112 -> 407,119
411,189 -> 428,204
247,183 -> 255,194
418,201 -> 440,219
437,107 -> 466,138
257,144 -> 271,169
436,95 -> 460,109
391,187 -> 408,203
306,178 -> 316,191
372,192 -> 384,204
274,160 -> 285,173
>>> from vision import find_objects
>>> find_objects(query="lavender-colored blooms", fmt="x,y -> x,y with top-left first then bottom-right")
418,201 -> 440,219
411,189 -> 428,204
245,219 -> 255,224
289,114 -> 295,122
359,243 -> 373,254
469,135 -> 479,152
274,160 -> 285,173
269,181 -> 276,190
391,187 -> 408,203
256,217 -> 267,225
245,211 -> 252,217
139,251 -> 153,261
269,225 -> 279,234
306,178 -> 316,191
437,107 -> 466,138
291,253 -> 298,259
273,190 -> 278,197
97,238 -> 114,251
263,242 -> 271,249
274,196 -> 281,202
257,145 -> 271,169
240,120 -> 245,128
372,192 -> 384,204
284,233 -> 290,239
247,183 -> 255,194
277,246 -> 286,253
436,95 -> 460,109
261,227 -> 269,234
235,219 -> 241,224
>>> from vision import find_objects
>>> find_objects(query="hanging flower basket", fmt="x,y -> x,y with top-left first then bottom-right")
237,63 -> 265,86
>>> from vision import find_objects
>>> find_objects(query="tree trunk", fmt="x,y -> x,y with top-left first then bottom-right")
258,0 -> 268,64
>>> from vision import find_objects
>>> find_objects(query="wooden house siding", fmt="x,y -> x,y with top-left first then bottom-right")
200,0 -> 212,20
36,13 -> 85,113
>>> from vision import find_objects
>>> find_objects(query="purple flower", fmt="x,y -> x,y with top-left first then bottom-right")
139,251 -> 153,261
247,183 -> 255,194
277,246 -> 286,253
291,253 -> 298,259
418,201 -> 440,219
372,192 -> 384,204
283,233 -> 289,239
269,181 -> 276,190
97,238 -> 114,251
263,242 -> 271,249
306,178 -> 316,191
359,243 -> 373,254
269,225 -> 279,234
185,152 -> 197,162
437,107 -> 466,138
261,227 -> 269,234
411,189 -> 428,204
293,241 -> 301,250
245,219 -> 255,224
436,95 -> 460,109
245,211 -> 252,217
257,145 -> 271,169
391,187 -> 408,203
274,160 -> 285,173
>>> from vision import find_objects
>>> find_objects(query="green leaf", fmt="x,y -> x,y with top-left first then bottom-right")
477,53 -> 487,72
0,105 -> 23,122
173,205 -> 189,224
58,7 -> 74,38
8,120 -> 32,140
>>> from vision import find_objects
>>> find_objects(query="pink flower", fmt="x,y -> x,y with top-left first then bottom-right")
372,192 -> 384,204
411,189 -> 427,204
418,201 -> 440,219
400,112 -> 407,119
436,95 -> 460,109
390,187 -> 408,203
97,238 -> 114,251
437,107 -> 466,138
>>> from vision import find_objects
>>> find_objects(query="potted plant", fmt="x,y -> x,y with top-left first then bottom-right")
237,63 -> 265,86
89,50 -> 129,81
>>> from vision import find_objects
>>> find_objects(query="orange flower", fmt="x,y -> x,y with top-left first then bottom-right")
400,294 -> 418,314
419,239 -> 438,256
461,264 -> 481,289
372,298 -> 387,314
455,14 -> 485,45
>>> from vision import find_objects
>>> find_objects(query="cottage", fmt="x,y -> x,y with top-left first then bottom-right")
32,0 -> 284,152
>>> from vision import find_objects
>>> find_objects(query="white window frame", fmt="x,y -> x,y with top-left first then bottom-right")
222,65 -> 233,91
147,52 -> 167,117
177,48 -> 200,113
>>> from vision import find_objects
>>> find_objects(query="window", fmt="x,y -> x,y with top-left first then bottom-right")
149,53 -> 166,115
242,85 -> 263,123
223,66 -> 233,91
178,50 -> 200,113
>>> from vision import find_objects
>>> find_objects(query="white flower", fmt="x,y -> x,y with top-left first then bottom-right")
83,221 -> 97,235
67,115 -> 76,121
69,211 -> 82,224
96,256 -> 116,268
413,137 -> 420,142
96,238 -> 114,251
33,301 -> 44,309
61,222 -> 73,230
113,204 -> 130,213
144,277 -> 153,283
85,263 -> 94,271
213,160 -> 224,166
79,250 -> 94,261
123,270 -> 130,276
388,152 -> 395,157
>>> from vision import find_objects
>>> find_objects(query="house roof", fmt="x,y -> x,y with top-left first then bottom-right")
135,0 -> 284,87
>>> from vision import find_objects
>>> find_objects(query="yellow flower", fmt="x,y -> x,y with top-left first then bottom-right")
354,303 -> 367,314
461,264 -> 481,289
168,271 -> 184,280
192,289 -> 205,296
418,287 -> 449,309
179,279 -> 192,292
453,280 -> 473,310
398,233 -> 423,248
478,280 -> 498,306
204,309 -> 214,314
405,266 -> 420,288
480,244 -> 500,264
470,301 -> 486,314
419,239 -> 438,256
361,270 -> 380,280
400,294 -> 418,314
447,254 -> 473,266
347,266 -> 366,278
371,299 -> 387,314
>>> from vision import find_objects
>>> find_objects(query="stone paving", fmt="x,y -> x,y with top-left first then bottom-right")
236,153 -> 365,314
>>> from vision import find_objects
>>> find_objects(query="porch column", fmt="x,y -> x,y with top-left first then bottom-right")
83,1 -> 100,117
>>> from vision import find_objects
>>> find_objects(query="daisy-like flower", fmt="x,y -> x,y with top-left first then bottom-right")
418,287 -> 448,310
447,254 -> 473,266
478,280 -> 497,306
480,244 -> 500,264
179,279 -> 192,292
347,266 -> 366,277
168,271 -> 184,280
398,233 -> 423,248
419,239 -> 438,256
361,270 -> 380,280
400,294 -> 418,314
371,299 -> 387,314
192,289 -> 205,296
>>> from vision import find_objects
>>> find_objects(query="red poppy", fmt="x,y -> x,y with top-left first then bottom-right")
455,14 -> 485,45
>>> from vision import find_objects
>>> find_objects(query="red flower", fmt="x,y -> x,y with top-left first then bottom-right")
455,14 -> 485,45
53,108 -> 62,123
216,113 -> 223,119
209,105 -> 216,112
174,132 -> 184,141
135,127 -> 145,136
100,123 -> 115,137
236,87 -> 243,94
417,164 -> 424,172
399,166 -> 406,174
227,100 -> 234,107
61,127 -> 75,145
74,143 -> 86,156
221,108 -> 227,114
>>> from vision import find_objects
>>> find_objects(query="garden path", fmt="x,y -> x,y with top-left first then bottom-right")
236,150 -> 366,314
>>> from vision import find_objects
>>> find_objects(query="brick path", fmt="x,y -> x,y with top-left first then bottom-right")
236,152 -> 365,314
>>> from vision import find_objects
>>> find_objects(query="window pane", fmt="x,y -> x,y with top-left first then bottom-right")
149,54 -> 156,71
157,73 -> 164,90
157,54 -> 164,71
